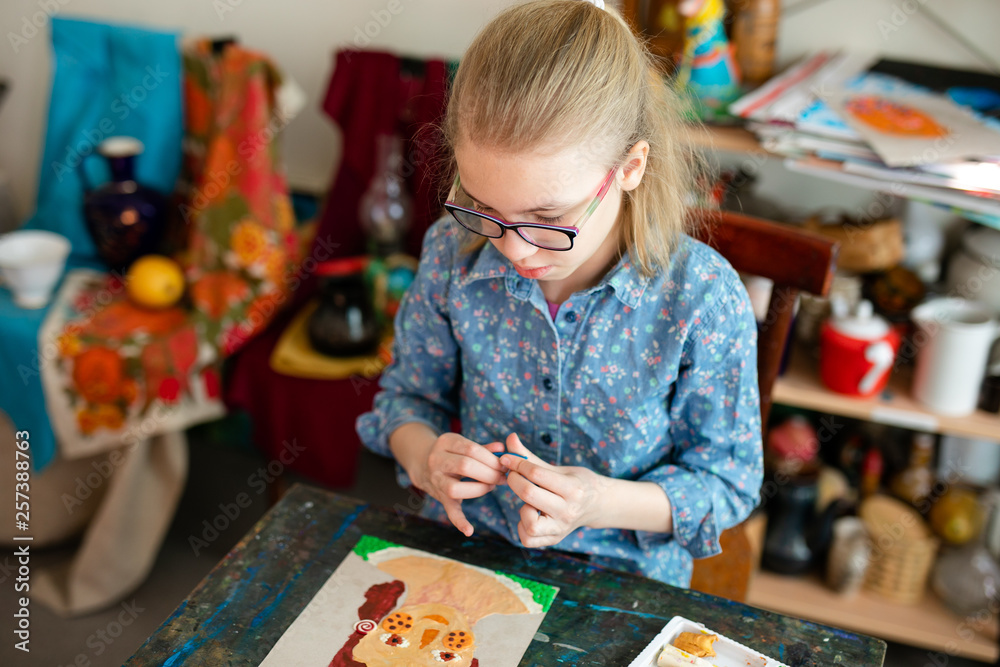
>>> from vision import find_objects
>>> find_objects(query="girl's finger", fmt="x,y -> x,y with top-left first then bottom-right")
442,453 -> 507,486
518,502 -> 563,537
505,433 -> 548,466
441,476 -> 497,500
517,517 -> 561,548
505,466 -> 563,517
483,441 -> 506,454
447,436 -> 507,475
440,497 -> 474,537
500,454 -> 574,501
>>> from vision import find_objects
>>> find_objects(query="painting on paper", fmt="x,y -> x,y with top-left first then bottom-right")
258,535 -> 558,667
824,89 -> 1000,167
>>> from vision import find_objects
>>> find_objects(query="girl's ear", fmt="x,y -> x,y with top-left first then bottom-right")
619,140 -> 649,192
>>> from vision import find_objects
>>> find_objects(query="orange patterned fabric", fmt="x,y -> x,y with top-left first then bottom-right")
179,40 -> 303,356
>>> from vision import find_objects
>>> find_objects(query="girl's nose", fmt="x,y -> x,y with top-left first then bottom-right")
499,230 -> 538,263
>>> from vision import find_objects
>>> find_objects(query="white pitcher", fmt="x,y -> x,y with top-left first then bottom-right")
910,297 -> 1000,416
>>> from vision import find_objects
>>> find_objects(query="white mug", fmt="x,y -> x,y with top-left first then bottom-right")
911,297 -> 1000,416
0,230 -> 71,309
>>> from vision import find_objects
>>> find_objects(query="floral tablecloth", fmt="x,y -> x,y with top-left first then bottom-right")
40,270 -> 227,457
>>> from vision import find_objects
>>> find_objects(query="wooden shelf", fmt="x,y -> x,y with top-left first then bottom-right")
773,346 -> 1000,441
686,124 -> 770,154
748,571 -> 999,662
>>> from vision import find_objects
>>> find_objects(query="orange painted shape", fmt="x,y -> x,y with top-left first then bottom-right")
845,95 -> 949,138
422,614 -> 449,624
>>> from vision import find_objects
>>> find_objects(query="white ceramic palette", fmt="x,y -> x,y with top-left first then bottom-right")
628,616 -> 790,667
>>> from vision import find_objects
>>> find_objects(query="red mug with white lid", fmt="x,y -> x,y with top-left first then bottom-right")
820,299 -> 900,398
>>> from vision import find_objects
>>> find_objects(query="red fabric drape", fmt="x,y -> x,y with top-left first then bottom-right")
317,49 -> 450,260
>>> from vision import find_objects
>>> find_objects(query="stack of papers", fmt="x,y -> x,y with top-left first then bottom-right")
728,53 -> 1000,227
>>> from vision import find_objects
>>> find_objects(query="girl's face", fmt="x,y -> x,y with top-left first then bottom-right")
453,141 -> 645,301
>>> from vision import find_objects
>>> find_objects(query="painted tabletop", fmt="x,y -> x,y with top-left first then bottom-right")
126,484 -> 886,666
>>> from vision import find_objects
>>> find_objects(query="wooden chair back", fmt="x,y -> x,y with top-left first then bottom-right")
687,208 -> 839,601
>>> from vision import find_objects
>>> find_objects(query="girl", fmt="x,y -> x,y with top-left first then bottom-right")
357,0 -> 762,588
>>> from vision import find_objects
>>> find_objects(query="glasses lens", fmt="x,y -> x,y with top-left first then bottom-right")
518,226 -> 573,250
449,209 -> 503,238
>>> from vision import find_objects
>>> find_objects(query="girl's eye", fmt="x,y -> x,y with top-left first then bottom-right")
537,215 -> 565,225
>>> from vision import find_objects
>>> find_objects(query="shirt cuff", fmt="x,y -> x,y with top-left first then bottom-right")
357,410 -> 448,459
635,466 -> 722,559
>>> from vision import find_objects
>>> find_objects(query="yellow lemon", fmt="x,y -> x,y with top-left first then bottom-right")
126,255 -> 186,309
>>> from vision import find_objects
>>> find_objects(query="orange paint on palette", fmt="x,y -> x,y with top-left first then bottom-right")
846,95 -> 949,138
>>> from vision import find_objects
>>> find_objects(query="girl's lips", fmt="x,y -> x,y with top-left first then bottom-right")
514,264 -> 552,279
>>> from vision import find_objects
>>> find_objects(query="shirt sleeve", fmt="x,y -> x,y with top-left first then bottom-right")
356,219 -> 461,468
634,275 -> 764,558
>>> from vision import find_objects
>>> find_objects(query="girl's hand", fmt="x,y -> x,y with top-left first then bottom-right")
499,433 -> 609,548
414,432 -> 508,537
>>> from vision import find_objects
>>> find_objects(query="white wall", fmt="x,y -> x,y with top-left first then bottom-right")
1,0 -> 999,220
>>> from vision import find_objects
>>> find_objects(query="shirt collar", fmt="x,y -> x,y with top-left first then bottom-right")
458,238 -> 653,308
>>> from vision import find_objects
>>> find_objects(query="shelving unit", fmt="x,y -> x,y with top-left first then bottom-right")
688,123 -> 1000,231
766,349 -> 1000,662
774,345 -> 1000,440
689,124 -> 1000,660
747,571 -> 998,662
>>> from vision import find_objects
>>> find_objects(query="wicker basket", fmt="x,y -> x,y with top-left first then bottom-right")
859,495 -> 939,605
803,214 -> 904,273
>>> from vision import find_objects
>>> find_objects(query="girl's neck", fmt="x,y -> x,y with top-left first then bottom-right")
540,229 -> 623,304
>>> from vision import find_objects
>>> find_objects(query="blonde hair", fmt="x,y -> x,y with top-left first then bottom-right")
443,0 -> 703,276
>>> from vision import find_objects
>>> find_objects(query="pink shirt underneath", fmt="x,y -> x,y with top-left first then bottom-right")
547,301 -> 560,321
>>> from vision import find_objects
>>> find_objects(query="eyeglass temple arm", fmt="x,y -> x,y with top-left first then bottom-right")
447,173 -> 461,202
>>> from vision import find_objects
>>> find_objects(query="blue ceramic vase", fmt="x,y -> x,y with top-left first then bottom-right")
82,137 -> 168,271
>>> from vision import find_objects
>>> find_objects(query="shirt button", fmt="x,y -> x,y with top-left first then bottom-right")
564,311 -> 577,323
540,433 -> 553,445
543,377 -> 554,391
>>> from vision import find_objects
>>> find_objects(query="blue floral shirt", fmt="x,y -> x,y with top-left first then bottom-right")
356,218 -> 763,588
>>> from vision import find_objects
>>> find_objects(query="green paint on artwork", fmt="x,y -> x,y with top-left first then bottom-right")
496,571 -> 558,612
353,535 -> 400,560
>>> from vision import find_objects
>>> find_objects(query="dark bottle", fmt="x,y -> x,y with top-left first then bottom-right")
308,257 -> 380,357
82,137 -> 168,271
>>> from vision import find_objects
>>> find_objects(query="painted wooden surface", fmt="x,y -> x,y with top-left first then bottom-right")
126,485 -> 886,666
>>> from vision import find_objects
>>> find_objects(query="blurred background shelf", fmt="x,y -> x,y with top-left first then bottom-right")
748,570 -> 999,662
773,346 -> 1000,441
688,124 -> 770,154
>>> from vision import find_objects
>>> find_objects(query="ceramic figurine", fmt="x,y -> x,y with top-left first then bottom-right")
676,0 -> 742,120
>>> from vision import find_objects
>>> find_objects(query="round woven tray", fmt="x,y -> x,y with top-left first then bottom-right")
859,495 -> 939,605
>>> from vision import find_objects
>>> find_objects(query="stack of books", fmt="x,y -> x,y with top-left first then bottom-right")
729,52 -> 1000,228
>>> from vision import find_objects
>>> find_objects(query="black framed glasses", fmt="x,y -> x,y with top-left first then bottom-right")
444,167 -> 617,251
